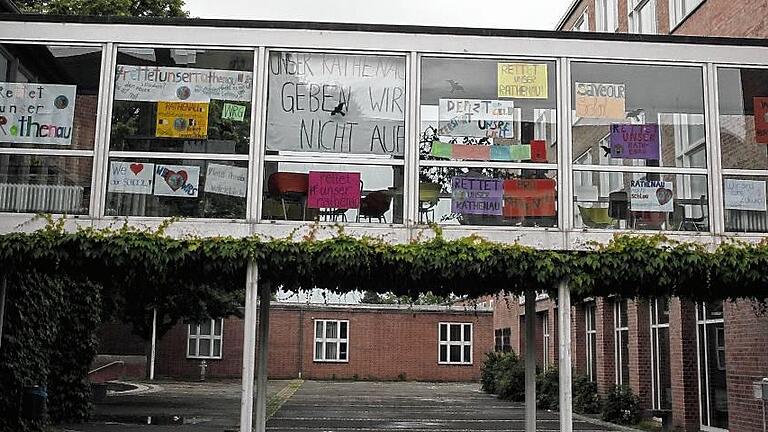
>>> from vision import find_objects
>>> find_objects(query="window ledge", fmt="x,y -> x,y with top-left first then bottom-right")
313,359 -> 349,363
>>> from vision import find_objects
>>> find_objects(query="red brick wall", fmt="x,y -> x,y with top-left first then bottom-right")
672,0 -> 768,37
595,298 -> 615,394
154,304 -> 493,382
627,299 -> 653,411
669,298 -> 699,431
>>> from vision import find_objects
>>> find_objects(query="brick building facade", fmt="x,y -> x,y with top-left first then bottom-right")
150,303 -> 494,382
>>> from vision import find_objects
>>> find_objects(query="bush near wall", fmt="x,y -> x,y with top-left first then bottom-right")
480,351 -> 559,410
0,271 -> 101,432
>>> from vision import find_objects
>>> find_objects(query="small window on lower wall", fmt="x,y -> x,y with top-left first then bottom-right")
439,322 -> 473,365
314,319 -> 349,362
187,318 -> 223,359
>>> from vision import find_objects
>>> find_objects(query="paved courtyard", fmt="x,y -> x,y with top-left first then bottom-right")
56,380 -> 618,432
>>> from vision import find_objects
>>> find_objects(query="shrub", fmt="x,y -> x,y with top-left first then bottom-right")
480,352 -> 503,393
601,385 -> 641,425
494,352 -> 525,402
536,367 -> 559,410
572,374 -> 601,414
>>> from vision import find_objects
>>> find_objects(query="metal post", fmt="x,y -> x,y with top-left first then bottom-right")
239,262 -> 259,432
524,289 -> 536,432
558,280 -> 573,432
0,275 -> 7,350
254,281 -> 271,432
149,308 -> 157,380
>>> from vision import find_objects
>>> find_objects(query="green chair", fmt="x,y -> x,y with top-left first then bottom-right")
578,205 -> 615,229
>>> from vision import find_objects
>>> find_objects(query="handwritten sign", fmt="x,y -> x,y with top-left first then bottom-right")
114,65 -> 253,102
430,141 -> 453,159
205,163 -> 248,198
452,144 -> 491,161
156,101 -> 209,139
503,179 -> 557,217
0,82 -> 77,145
438,99 -> 515,121
222,103 -> 247,122
724,179 -> 766,211
575,82 -> 626,119
630,180 -> 674,212
610,124 -> 659,160
497,63 -> 548,99
451,177 -> 503,216
266,52 -> 406,156
754,97 -> 768,144
308,171 -> 361,209
154,164 -> 200,198
108,161 -> 154,195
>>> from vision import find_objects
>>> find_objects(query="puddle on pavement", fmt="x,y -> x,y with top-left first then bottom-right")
94,415 -> 211,425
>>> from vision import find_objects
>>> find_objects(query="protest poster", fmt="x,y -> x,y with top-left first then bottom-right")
503,179 -> 557,217
754,97 -> 768,144
0,82 -> 77,145
497,63 -> 548,99
108,161 -> 154,195
156,101 -> 209,139
724,178 -> 767,211
530,140 -> 547,162
610,124 -> 660,160
575,82 -> 626,119
630,180 -> 674,212
438,99 -> 516,139
430,141 -> 452,159
451,177 -> 503,216
452,144 -> 491,161
222,103 -> 247,122
113,65 -> 253,102
153,164 -> 201,198
307,171 -> 361,209
265,52 -> 406,156
205,163 -> 248,198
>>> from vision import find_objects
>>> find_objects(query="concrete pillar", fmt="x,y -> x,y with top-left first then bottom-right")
558,280 -> 573,432
525,289 -> 536,432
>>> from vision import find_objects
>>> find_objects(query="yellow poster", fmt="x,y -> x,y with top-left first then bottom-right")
574,82 -> 626,119
156,101 -> 209,139
497,63 -> 548,99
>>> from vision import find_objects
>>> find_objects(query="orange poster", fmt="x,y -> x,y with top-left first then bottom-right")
503,178 -> 557,217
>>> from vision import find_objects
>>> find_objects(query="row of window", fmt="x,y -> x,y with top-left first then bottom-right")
578,0 -> 704,34
4,42 -> 768,233
188,319 -> 474,365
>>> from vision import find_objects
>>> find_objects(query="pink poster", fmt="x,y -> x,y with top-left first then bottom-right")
308,171 -> 361,209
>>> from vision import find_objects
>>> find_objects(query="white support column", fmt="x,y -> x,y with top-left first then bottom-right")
525,289 -> 536,432
558,280 -> 573,432
253,280 -> 271,432
239,262 -> 259,432
149,308 -> 157,380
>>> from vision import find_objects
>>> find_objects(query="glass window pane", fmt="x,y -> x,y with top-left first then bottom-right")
326,321 -> 338,339
718,67 -> 768,170
0,155 -> 92,214
261,162 -> 404,223
463,324 -> 471,342
316,321 -> 323,339
571,62 -> 706,168
440,344 -> 447,362
265,52 -> 406,159
199,338 -> 211,357
325,342 -> 337,360
449,324 -> 461,342
315,341 -> 323,360
212,339 -> 221,357
418,167 -> 558,227
105,158 -> 247,218
420,58 -> 558,163
659,297 -> 670,324
199,320 -> 212,336
450,345 -> 462,363
723,175 -> 768,232
0,44 -> 102,151
110,48 -> 254,154
573,170 -> 709,232
187,338 -> 196,356
463,345 -> 471,363
339,321 -> 348,339
214,319 -> 222,336
339,342 -> 347,360
439,324 -> 447,342
188,324 -> 197,336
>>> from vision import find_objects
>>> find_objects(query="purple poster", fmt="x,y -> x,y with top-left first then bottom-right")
451,177 -> 503,215
610,124 -> 660,160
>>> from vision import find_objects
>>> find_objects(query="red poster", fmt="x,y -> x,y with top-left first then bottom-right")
452,144 -> 491,161
502,178 -> 557,217
308,171 -> 361,209
530,140 -> 547,162
755,97 -> 768,144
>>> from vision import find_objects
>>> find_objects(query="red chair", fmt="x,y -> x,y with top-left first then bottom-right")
267,172 -> 309,220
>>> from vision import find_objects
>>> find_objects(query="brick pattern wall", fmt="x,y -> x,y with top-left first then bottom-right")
595,298 -> 616,394
627,299 -> 653,411
672,0 -> 768,38
669,298 -> 699,431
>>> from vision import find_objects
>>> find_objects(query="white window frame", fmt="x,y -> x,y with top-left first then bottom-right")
613,299 -> 629,386
542,313 -> 550,370
628,0 -> 657,34
572,10 -> 590,31
187,318 -> 224,359
585,303 -> 597,382
438,322 -> 473,365
669,0 -> 705,30
595,0 -> 619,32
695,302 -> 728,431
650,297 -> 671,410
313,319 -> 349,363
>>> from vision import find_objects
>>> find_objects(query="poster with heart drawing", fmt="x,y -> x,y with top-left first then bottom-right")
153,164 -> 200,198
108,161 -> 155,195
630,180 -> 674,212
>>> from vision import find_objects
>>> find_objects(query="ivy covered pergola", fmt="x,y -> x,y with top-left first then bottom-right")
1,218 -> 767,432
